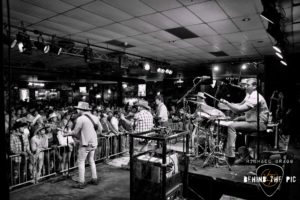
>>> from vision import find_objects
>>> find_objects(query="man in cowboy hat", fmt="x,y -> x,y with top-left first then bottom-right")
120,99 -> 153,134
63,101 -> 102,189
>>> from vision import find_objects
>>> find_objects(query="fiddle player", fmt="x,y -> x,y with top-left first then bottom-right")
220,78 -> 269,164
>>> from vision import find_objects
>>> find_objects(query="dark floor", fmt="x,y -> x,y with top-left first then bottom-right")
10,164 -> 130,200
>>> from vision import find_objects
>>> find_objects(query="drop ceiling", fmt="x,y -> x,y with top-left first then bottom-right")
2,0 -> 299,73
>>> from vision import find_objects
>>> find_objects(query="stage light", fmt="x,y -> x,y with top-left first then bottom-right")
280,60 -> 287,66
169,70 -> 173,75
272,44 -> 281,53
83,45 -> 93,63
3,34 -> 17,48
165,69 -> 170,74
161,69 -> 165,73
144,62 -> 150,70
15,32 -> 32,54
213,65 -> 219,72
260,8 -> 281,24
241,64 -> 247,70
275,52 -> 283,59
49,44 -> 62,55
157,68 -> 162,73
34,35 -> 50,53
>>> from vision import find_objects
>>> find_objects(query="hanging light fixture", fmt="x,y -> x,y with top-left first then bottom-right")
272,44 -> 281,53
83,40 -> 93,63
49,35 -> 62,55
15,31 -> 32,54
34,34 -> 50,53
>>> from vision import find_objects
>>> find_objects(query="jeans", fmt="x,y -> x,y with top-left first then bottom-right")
225,121 -> 266,158
77,146 -> 97,183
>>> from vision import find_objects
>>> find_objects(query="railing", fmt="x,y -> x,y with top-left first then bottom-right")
8,122 -> 183,190
8,133 -> 128,190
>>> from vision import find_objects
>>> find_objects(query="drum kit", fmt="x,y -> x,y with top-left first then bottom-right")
189,94 -> 233,170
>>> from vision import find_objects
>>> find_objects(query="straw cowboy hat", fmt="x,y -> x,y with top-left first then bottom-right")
74,101 -> 91,111
134,99 -> 151,110
196,92 -> 206,99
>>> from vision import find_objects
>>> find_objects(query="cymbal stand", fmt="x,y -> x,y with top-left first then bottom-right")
202,119 -> 232,171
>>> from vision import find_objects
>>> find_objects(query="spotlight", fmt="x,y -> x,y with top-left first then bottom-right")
275,52 -> 283,59
15,32 -> 32,54
161,69 -> 165,73
165,69 -> 170,74
83,46 -> 93,63
169,70 -> 173,75
144,62 -> 150,70
3,33 -> 17,48
213,65 -> 219,72
272,44 -> 281,53
260,9 -> 281,24
49,44 -> 62,55
241,64 -> 247,70
280,60 -> 287,66
157,68 -> 161,73
34,35 -> 50,53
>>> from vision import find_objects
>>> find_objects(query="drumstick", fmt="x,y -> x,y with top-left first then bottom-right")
204,92 -> 220,102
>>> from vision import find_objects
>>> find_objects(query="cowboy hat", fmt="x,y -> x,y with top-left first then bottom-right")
74,101 -> 91,111
48,112 -> 58,120
34,125 -> 46,135
13,121 -> 27,130
196,92 -> 206,99
134,99 -> 151,110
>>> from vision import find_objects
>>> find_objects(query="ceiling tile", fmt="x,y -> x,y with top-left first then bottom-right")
30,24 -> 65,36
187,1 -> 228,22
117,37 -> 148,46
9,0 -> 56,19
223,49 -> 243,56
22,0 -> 74,13
140,13 -> 179,29
183,46 -> 205,53
49,15 -> 95,31
202,35 -> 229,45
256,46 -> 275,55
61,0 -> 95,6
216,0 -> 258,18
184,38 -> 210,46
89,28 -> 125,40
223,32 -> 247,43
36,21 -> 81,35
132,34 -> 162,44
141,0 -> 182,11
64,9 -> 113,27
73,32 -> 110,43
121,18 -> 159,33
232,15 -> 264,31
197,45 -> 220,52
103,0 -> 155,17
185,24 -> 218,37
82,1 -> 133,21
208,19 -> 239,34
243,29 -> 268,40
103,23 -> 141,36
153,42 -> 177,50
177,0 -> 208,6
214,43 -> 238,51
149,31 -> 179,42
8,10 -> 43,25
171,40 -> 194,48
162,7 -> 202,26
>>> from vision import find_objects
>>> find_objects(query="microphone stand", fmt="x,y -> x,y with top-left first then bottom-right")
253,63 -> 261,162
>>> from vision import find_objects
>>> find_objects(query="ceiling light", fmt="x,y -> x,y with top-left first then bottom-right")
242,18 -> 251,22
280,60 -> 287,66
34,37 -> 50,53
169,70 -> 173,75
275,52 -> 283,59
241,64 -> 247,70
213,65 -> 219,72
161,69 -> 165,73
144,62 -> 150,70
272,44 -> 281,53
157,68 -> 161,73
3,34 -> 17,48
260,9 -> 281,24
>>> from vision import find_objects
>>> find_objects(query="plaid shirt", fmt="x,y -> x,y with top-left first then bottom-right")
10,132 -> 30,163
134,109 -> 154,134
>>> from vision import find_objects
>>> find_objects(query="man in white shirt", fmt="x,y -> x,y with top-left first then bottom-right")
220,78 -> 269,164
64,102 -> 102,189
155,95 -> 169,127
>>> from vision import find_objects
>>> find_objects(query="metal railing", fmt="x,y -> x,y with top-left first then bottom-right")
8,133 -> 129,190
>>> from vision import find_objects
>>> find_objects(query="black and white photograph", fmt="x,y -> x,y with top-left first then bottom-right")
2,0 -> 300,199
